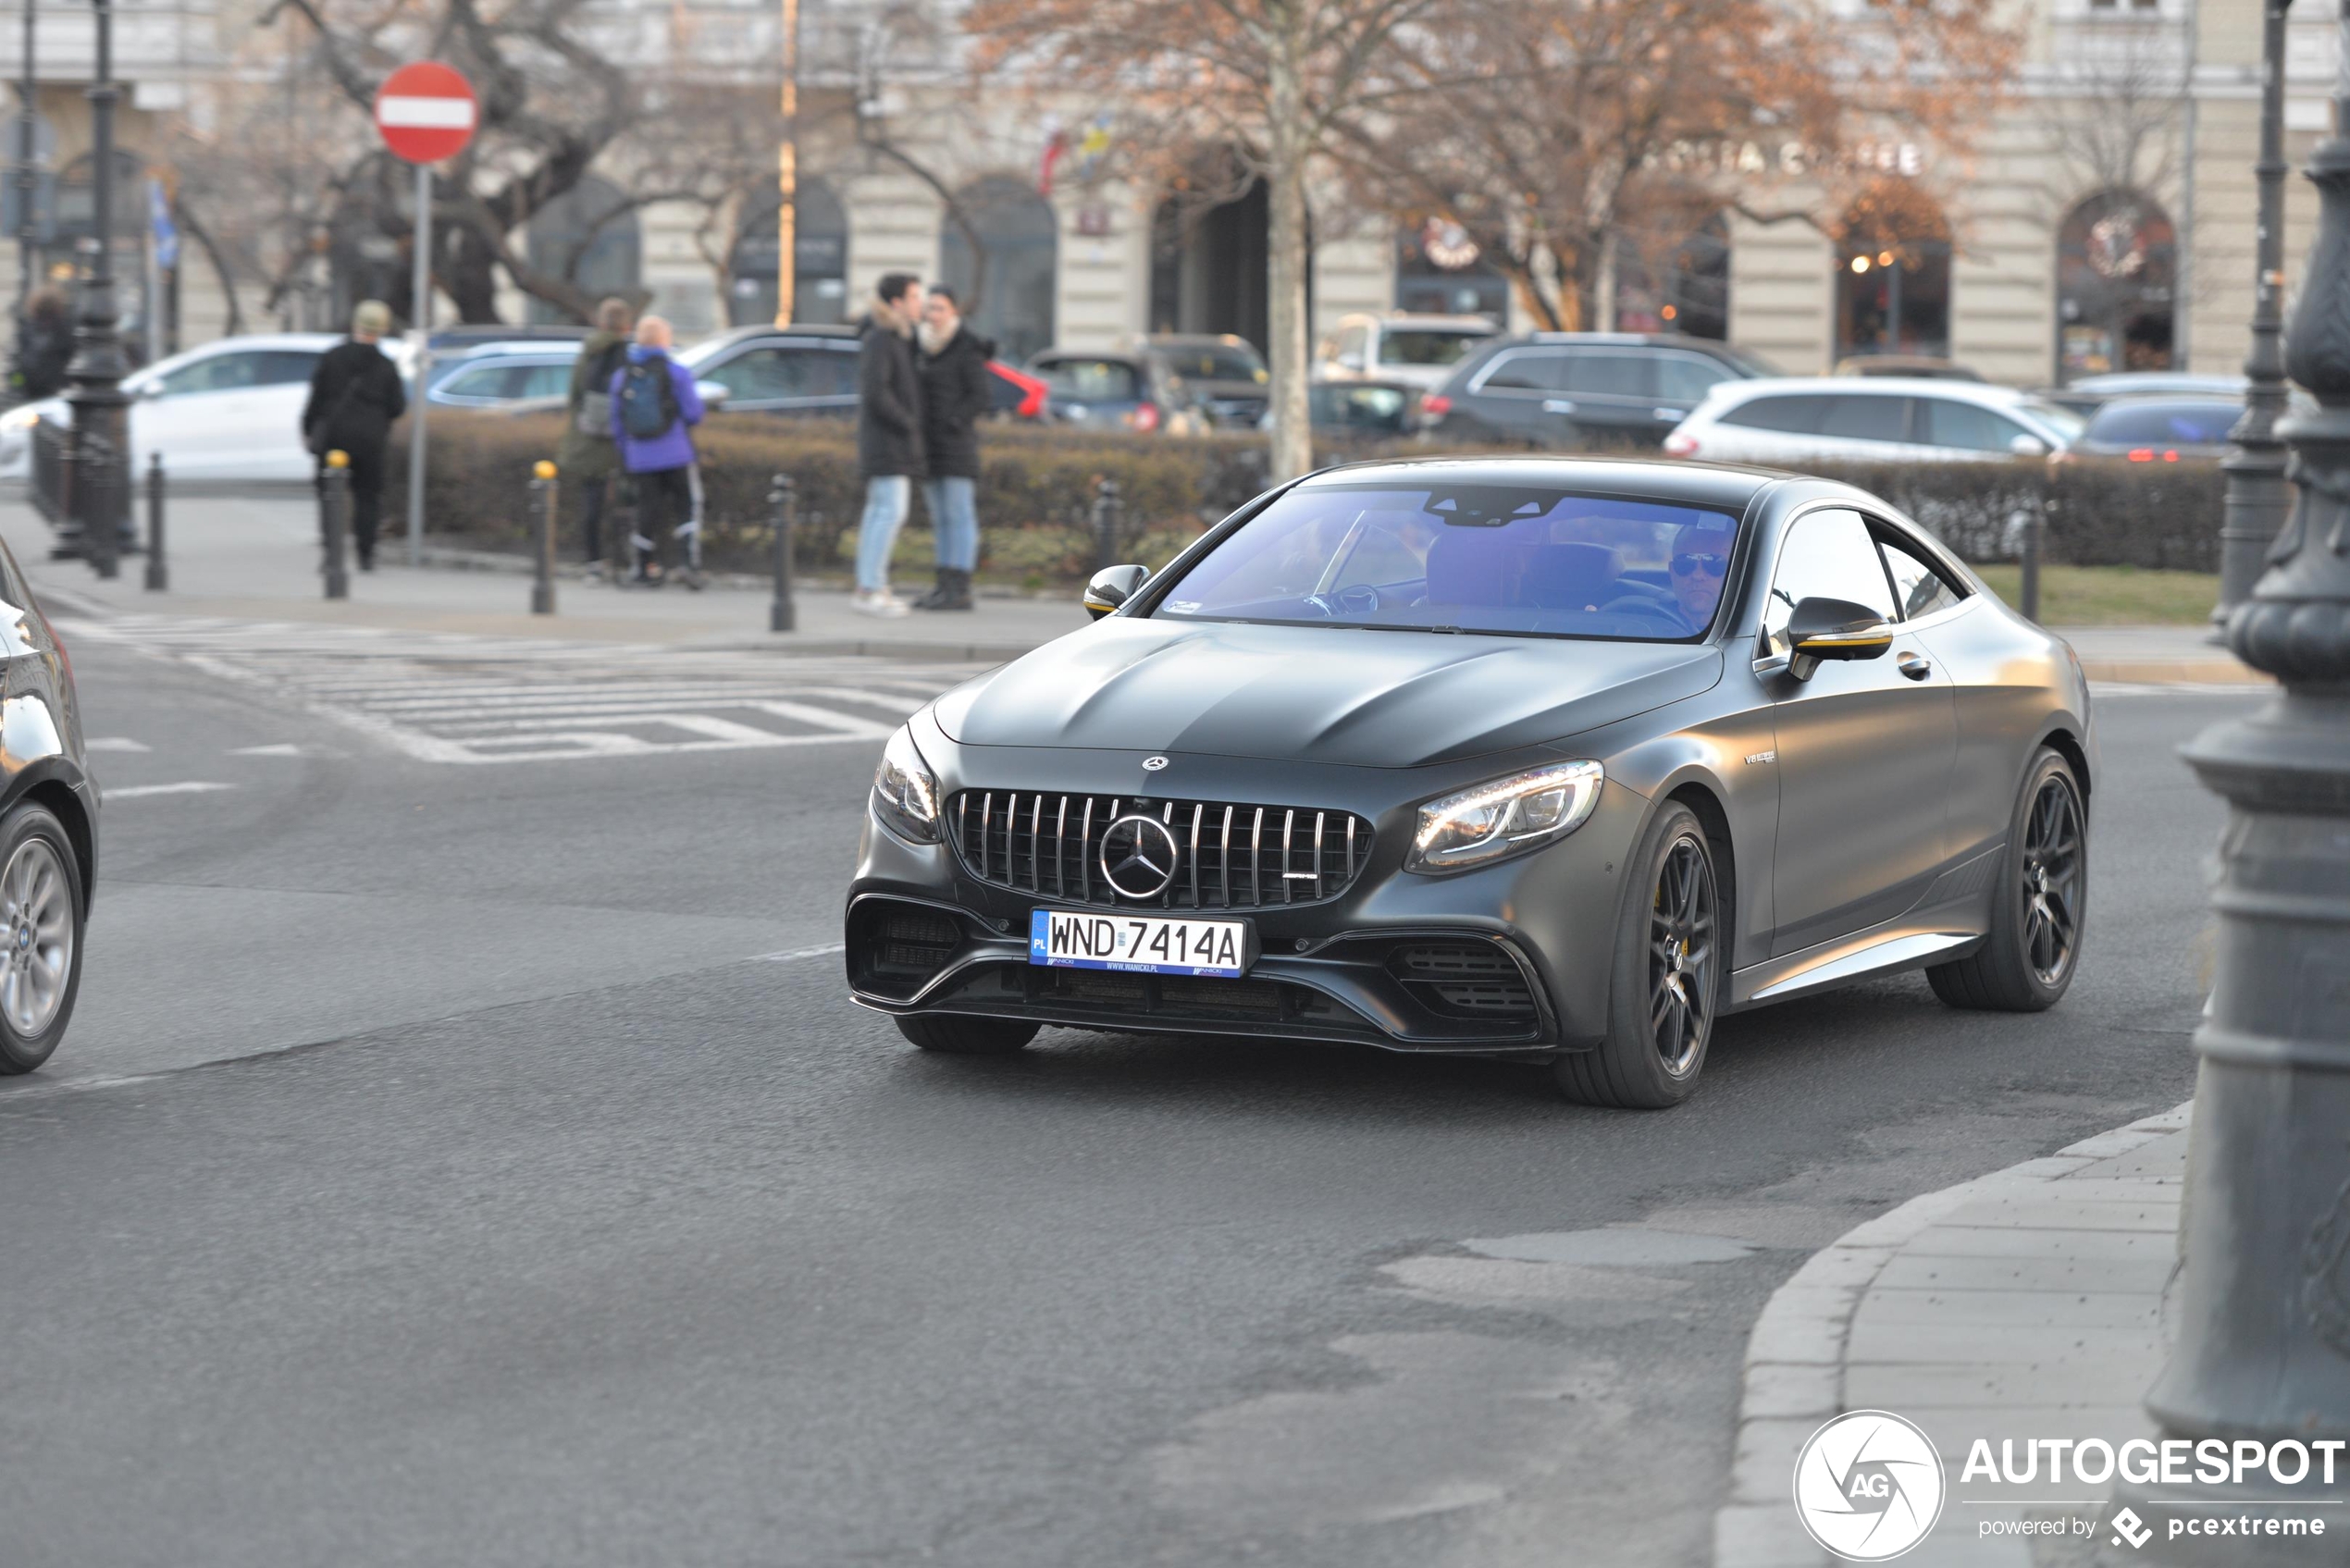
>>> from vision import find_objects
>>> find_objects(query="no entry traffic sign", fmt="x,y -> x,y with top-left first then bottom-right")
374,62 -> 477,165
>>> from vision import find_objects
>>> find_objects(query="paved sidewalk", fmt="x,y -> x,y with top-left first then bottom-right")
2,491 -> 1090,660
1717,1104 -> 2195,1567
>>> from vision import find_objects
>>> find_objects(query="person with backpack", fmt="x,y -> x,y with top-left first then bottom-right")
300,300 -> 407,572
607,315 -> 704,587
558,297 -> 633,578
852,273 -> 926,617
910,284 -> 992,611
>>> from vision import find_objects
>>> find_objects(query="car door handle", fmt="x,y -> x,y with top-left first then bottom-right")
1898,653 -> 1933,681
1541,399 -> 1577,414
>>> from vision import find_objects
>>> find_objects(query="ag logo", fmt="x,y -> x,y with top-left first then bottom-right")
1792,1410 -> 1946,1561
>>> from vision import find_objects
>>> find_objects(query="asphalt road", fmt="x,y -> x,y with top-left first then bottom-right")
0,626 -> 2232,1568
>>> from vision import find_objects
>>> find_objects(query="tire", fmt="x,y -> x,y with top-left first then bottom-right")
1555,802 -> 1721,1109
0,801 -> 84,1075
896,1014 -> 1040,1056
1928,749 -> 2085,1012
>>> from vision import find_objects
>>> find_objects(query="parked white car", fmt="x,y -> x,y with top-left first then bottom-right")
0,333 -> 342,483
1663,377 -> 2084,465
1314,312 -> 1501,391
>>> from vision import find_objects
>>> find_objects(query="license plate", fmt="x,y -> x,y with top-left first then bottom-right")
1029,908 -> 1249,978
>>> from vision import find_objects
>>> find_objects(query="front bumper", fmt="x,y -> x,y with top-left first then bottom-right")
843,722 -> 1651,1056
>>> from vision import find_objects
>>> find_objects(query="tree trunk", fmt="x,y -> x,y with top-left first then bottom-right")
1265,46 -> 1314,484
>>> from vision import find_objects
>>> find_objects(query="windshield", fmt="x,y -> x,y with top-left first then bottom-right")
2017,398 -> 2086,440
1379,329 -> 1488,367
1151,482 -> 1742,642
1157,342 -> 1268,383
2085,401 -> 2238,446
1034,358 -> 1143,401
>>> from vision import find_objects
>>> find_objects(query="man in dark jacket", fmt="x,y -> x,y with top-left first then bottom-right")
852,272 -> 925,617
300,300 -> 407,571
911,285 -> 992,611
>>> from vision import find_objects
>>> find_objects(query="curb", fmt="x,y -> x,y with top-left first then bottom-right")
2075,659 -> 2266,685
1712,1100 -> 2196,1568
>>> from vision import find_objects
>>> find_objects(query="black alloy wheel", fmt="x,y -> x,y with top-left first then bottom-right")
1929,748 -> 2086,1012
1651,834 -> 1718,1078
1557,800 -> 1721,1108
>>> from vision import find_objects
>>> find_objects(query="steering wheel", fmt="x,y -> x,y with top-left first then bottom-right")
1332,583 -> 1381,615
1599,594 -> 1691,629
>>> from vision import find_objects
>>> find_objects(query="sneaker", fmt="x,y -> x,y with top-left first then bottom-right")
852,588 -> 910,618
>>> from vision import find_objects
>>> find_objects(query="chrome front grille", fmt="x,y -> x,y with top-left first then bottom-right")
948,791 -> 1373,909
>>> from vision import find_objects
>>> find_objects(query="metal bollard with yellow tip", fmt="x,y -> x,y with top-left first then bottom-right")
319,451 -> 352,600
530,459 -> 560,615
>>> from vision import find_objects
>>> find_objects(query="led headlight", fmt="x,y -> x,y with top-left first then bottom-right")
872,724 -> 942,844
1406,760 -> 1604,874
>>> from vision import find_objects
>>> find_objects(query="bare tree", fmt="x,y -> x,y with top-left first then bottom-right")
968,0 -> 1453,481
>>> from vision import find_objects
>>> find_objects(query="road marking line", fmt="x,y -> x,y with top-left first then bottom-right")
228,743 -> 304,757
751,943 -> 846,963
85,736 -> 151,752
107,781 -> 236,799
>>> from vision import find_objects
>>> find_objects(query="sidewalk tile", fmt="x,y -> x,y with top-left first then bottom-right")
1898,1228 -> 2177,1262
1872,1253 -> 2178,1295
1851,1289 -> 2161,1331
1845,1324 -> 2168,1365
1845,1363 -> 2161,1410
1936,1196 -> 2179,1233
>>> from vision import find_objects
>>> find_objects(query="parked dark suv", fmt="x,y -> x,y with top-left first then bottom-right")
1421,333 -> 1778,450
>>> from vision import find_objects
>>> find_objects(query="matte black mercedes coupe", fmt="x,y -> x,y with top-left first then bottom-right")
845,457 -> 2092,1107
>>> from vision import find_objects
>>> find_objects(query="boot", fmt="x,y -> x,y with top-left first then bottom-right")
910,566 -> 954,611
942,566 -> 975,611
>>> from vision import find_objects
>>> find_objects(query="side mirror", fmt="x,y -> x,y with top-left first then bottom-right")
1786,595 -> 1895,680
696,380 -> 732,408
2008,432 -> 2049,457
1083,563 -> 1149,620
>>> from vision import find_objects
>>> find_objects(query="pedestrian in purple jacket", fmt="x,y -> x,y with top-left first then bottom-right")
608,315 -> 705,586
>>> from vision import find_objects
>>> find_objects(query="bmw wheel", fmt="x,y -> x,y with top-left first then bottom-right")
1928,749 -> 2084,1012
1556,801 -> 1719,1109
0,801 -> 84,1075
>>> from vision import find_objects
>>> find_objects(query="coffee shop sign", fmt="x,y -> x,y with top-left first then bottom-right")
1648,139 -> 1929,179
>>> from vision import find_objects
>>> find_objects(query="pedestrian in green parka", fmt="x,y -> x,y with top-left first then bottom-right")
557,296 -> 635,575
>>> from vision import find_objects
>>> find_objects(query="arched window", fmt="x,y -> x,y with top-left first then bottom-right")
1395,216 -> 1506,321
731,177 -> 848,327
2056,191 -> 2176,380
1834,181 -> 1952,363
1614,212 -> 1730,340
939,176 -> 1058,364
524,176 -> 641,324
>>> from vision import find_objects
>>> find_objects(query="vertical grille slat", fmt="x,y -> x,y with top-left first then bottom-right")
950,792 -> 1368,912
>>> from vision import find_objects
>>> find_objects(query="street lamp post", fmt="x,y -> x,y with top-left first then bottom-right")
2213,0 -> 2295,631
2126,2 -> 2350,1559
16,0 -> 34,320
62,0 -> 129,577
773,0 -> 798,327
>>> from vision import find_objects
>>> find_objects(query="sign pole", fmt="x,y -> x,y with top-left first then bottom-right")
407,159 -> 429,567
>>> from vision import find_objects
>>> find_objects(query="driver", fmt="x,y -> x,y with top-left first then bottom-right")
1668,521 -> 1735,631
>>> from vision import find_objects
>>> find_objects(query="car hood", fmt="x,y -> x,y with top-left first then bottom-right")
934,618 -> 1722,768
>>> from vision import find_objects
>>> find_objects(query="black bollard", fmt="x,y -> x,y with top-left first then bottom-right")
142,453 -> 166,593
769,472 -> 797,634
1092,476 -> 1123,574
321,451 -> 351,601
531,460 -> 558,616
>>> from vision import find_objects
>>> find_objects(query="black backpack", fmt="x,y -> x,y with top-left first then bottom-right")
617,352 -> 679,439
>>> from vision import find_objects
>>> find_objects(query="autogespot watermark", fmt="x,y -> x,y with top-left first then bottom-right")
1793,1414 -> 2343,1561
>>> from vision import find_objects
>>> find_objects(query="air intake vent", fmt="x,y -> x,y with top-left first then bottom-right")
1391,943 -> 1537,1019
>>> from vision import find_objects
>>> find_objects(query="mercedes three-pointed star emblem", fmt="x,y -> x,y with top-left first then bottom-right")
1099,813 -> 1181,901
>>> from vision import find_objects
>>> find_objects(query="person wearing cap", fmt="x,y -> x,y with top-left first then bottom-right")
301,300 -> 408,571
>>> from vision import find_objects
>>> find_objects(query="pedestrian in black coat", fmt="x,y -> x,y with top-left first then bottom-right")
301,300 -> 407,571
910,285 -> 994,611
851,272 -> 926,616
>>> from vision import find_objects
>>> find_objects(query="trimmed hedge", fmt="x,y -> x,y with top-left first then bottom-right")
388,412 -> 2229,581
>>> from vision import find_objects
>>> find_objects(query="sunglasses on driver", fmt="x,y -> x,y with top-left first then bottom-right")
1670,552 -> 1728,578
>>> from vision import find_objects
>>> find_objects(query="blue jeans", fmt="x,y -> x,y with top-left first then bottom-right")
855,475 -> 911,591
923,475 -> 978,572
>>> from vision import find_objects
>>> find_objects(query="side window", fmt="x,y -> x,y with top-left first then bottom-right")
1819,395 -> 1912,445
523,363 -> 574,400
1478,350 -> 1568,393
1762,509 -> 1899,656
1720,394 -> 1829,433
436,364 -> 502,399
254,351 -> 323,387
1875,533 -> 1966,620
1656,355 -> 1730,403
811,346 -> 862,397
1920,397 -> 2028,453
1559,352 -> 1651,398
155,352 -> 261,397
703,348 -> 794,401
